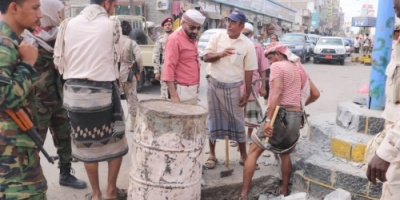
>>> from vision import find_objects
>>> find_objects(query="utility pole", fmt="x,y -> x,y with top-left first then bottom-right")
367,0 -> 395,110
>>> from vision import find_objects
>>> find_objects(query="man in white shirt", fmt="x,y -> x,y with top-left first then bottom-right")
354,36 -> 361,53
54,0 -> 128,199
203,9 -> 257,169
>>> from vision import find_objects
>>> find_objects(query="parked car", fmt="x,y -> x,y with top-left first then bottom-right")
280,33 -> 313,63
343,40 -> 352,57
307,34 -> 320,54
198,29 -> 226,60
313,37 -> 347,65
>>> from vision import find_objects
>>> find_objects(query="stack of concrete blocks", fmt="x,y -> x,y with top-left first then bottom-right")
293,102 -> 384,200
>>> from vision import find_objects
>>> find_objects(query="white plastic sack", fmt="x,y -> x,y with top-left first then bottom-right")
324,188 -> 351,200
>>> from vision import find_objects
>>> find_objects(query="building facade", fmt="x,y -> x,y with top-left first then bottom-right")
65,0 -> 295,41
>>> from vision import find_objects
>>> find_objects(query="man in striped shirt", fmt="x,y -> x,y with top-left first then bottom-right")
241,42 -> 306,199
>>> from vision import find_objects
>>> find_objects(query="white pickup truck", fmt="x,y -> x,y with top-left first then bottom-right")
65,5 -> 157,92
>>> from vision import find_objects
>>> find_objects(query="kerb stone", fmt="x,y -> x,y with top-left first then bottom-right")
336,102 -> 384,134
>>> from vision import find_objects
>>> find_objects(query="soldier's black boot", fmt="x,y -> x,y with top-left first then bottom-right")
59,164 -> 87,189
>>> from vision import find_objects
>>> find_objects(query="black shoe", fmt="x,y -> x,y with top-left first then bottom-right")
59,165 -> 87,189
59,173 -> 87,189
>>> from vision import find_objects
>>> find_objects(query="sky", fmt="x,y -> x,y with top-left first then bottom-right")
340,0 -> 379,34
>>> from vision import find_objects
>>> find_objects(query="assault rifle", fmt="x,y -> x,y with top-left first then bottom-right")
5,108 -> 55,164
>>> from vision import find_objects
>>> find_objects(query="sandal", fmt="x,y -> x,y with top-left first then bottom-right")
239,161 -> 260,170
103,188 -> 127,200
204,157 -> 218,169
85,193 -> 97,200
230,141 -> 238,147
272,186 -> 291,197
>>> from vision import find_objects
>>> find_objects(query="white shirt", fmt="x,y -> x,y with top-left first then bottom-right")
353,38 -> 361,48
204,32 -> 257,83
56,13 -> 117,81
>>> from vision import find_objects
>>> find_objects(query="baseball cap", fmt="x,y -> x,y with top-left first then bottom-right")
226,9 -> 246,22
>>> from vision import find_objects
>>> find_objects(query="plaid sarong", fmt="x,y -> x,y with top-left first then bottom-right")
63,79 -> 128,162
207,76 -> 246,143
245,100 -> 263,124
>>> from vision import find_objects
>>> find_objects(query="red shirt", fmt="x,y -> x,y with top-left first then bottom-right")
162,29 -> 200,85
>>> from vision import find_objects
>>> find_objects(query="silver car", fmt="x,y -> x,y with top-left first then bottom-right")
197,29 -> 226,60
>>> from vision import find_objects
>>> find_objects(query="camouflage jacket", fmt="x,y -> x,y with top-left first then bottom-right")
152,33 -> 172,73
33,40 -> 64,105
0,21 -> 39,148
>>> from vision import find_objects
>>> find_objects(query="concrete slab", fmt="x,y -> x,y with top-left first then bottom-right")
336,102 -> 384,134
293,155 -> 380,199
308,114 -> 374,162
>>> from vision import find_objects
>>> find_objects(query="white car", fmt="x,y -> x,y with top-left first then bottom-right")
198,29 -> 226,60
313,37 -> 347,65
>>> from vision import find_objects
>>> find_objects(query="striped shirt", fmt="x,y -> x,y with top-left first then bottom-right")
268,60 -> 302,106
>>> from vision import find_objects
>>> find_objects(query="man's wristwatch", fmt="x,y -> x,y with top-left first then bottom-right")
265,118 -> 271,123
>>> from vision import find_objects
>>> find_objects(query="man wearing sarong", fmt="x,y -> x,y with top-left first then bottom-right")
240,22 -> 268,148
203,9 -> 257,169
162,9 -> 205,105
24,0 -> 86,189
54,1 -> 128,199
117,20 -> 142,131
0,0 -> 49,199
153,17 -> 173,99
367,1 -> 400,198
241,42 -> 315,199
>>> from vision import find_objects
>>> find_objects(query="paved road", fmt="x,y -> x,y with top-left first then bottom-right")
43,56 -> 371,199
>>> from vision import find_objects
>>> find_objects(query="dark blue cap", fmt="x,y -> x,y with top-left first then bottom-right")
226,9 -> 246,22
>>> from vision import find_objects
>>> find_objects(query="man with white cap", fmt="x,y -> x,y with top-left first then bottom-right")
203,9 -> 257,169
162,9 -> 206,104
24,0 -> 87,189
240,22 -> 269,147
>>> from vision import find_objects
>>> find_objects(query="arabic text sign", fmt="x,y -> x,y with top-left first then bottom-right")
352,16 -> 376,27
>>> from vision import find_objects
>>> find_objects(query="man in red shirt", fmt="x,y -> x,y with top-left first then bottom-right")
162,9 -> 205,105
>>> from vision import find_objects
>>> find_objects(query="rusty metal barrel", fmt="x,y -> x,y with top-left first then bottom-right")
127,99 -> 208,200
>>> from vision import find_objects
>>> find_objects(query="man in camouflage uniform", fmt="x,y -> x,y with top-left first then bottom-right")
153,17 -> 173,99
23,0 -> 86,189
0,0 -> 48,199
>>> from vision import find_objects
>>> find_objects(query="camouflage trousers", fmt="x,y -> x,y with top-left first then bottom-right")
160,79 -> 169,99
0,145 -> 47,200
122,81 -> 138,117
36,98 -> 71,167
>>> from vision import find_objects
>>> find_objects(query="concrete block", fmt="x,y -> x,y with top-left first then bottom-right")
368,182 -> 383,198
358,116 -> 385,135
292,172 -> 309,192
309,182 -> 335,199
331,138 -> 352,160
309,123 -> 331,145
334,171 -> 368,194
351,195 -> 375,200
304,159 -> 332,185
352,144 -> 367,163
324,188 -> 351,200
336,102 -> 384,134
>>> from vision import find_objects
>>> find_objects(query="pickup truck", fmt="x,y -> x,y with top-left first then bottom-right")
65,5 -> 156,92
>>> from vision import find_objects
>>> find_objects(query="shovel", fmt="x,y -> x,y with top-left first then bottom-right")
220,136 -> 234,178
263,106 -> 281,149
